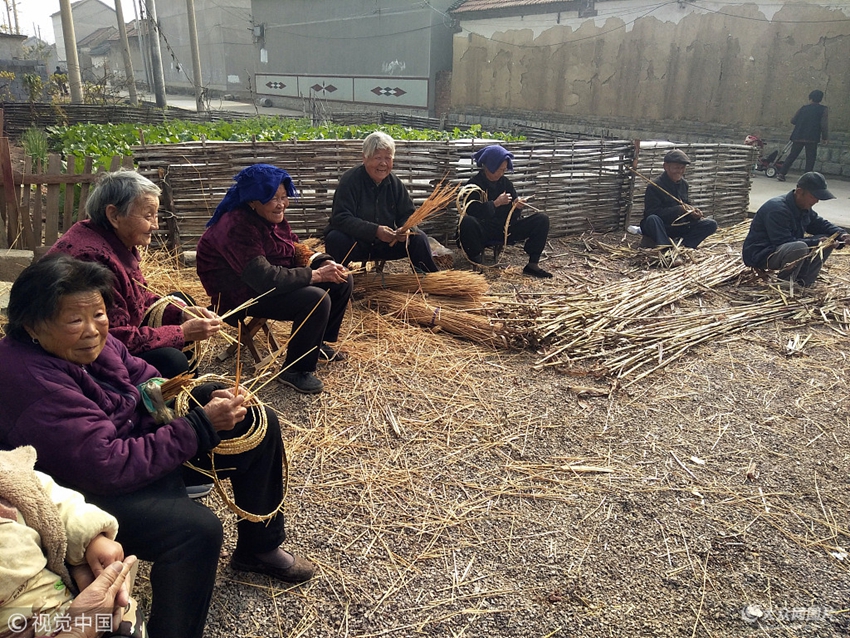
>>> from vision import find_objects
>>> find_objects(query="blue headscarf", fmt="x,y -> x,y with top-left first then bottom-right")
207,164 -> 298,227
472,145 -> 514,174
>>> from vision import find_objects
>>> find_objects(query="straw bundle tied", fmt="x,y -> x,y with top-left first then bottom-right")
353,270 -> 489,300
366,290 -> 505,347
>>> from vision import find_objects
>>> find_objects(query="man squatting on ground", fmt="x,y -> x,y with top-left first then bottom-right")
641,149 -> 718,250
742,172 -> 848,287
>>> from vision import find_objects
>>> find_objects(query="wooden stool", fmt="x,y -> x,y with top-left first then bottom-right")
217,316 -> 281,367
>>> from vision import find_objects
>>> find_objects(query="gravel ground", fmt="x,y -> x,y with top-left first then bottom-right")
132,233 -> 849,638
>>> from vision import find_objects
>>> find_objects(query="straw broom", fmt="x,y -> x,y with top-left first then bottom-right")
391,179 -> 459,245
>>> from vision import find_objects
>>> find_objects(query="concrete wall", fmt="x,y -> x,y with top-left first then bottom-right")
153,0 -> 255,95
52,0 -> 116,63
251,0 -> 456,114
451,0 -> 850,133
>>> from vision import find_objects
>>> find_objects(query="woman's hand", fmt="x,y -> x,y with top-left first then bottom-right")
66,556 -> 136,638
311,261 -> 349,285
202,388 -> 247,432
494,192 -> 513,207
181,308 -> 221,341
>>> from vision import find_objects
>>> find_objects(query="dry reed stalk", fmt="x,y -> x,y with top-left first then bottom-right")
354,270 -> 489,300
398,179 -> 459,235
366,290 -> 504,347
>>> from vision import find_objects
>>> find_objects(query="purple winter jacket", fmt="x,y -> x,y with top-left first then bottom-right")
0,335 -> 218,496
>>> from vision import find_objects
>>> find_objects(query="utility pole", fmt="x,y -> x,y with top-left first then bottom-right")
114,0 -> 138,104
58,0 -> 84,103
10,0 -> 18,34
144,0 -> 167,107
185,0 -> 205,112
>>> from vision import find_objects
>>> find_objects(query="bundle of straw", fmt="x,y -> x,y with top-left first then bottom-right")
396,179 -> 460,237
367,290 -> 504,347
354,270 -> 489,300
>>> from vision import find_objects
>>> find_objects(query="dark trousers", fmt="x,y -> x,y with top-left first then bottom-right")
780,142 -> 819,175
767,240 -> 833,287
248,278 -> 352,372
325,229 -> 438,272
81,407 -> 285,638
640,215 -> 717,249
458,213 -> 550,262
138,347 -> 189,378
138,290 -> 195,377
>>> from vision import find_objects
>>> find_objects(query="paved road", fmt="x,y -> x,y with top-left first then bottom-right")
749,172 -> 850,228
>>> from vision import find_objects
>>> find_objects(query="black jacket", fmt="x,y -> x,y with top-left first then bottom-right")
326,164 -> 414,243
643,172 -> 691,227
742,191 -> 844,268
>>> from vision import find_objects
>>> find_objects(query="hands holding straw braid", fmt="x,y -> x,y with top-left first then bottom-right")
180,305 -> 222,341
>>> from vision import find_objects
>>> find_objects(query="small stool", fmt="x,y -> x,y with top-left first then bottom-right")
217,316 -> 281,367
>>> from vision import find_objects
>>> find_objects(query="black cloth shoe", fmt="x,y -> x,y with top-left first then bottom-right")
319,343 -> 348,363
277,371 -> 324,394
639,235 -> 657,248
776,173 -> 786,182
523,264 -> 553,278
230,551 -> 315,584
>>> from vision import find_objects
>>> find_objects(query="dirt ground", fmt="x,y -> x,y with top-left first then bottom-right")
123,230 -> 850,638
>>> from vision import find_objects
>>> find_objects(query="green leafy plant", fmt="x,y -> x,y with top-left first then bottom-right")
22,74 -> 44,103
21,127 -> 49,165
47,117 -> 524,162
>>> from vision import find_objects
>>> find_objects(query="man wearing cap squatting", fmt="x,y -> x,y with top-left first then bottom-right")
641,149 -> 718,249
742,172 -> 848,287
458,145 -> 552,278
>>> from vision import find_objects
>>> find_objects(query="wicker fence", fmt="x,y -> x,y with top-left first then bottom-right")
0,150 -> 134,250
133,138 -> 753,251
0,136 -> 753,252
0,103 -> 247,140
133,138 -> 640,250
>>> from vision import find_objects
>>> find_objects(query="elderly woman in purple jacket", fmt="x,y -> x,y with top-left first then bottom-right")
0,254 -> 314,638
196,163 -> 353,395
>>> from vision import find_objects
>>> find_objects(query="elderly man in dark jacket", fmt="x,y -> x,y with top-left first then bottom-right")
641,149 -> 717,249
325,131 -> 438,272
743,172 -> 847,287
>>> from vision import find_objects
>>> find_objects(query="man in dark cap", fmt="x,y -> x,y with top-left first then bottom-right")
777,89 -> 828,182
640,149 -> 717,251
743,172 -> 847,287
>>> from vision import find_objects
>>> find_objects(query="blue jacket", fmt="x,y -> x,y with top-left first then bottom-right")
742,191 -> 844,268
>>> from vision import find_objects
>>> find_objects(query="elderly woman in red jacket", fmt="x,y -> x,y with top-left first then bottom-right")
48,170 -> 221,377
0,254 -> 314,638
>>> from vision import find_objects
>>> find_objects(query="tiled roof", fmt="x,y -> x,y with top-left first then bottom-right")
77,25 -> 117,48
450,0 -> 578,16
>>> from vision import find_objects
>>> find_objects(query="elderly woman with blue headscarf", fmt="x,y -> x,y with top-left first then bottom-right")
196,164 -> 352,395
459,145 -> 552,278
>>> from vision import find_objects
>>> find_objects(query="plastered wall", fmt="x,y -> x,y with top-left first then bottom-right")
451,1 -> 850,132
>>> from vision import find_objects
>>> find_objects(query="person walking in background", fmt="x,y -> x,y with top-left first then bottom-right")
777,90 -> 828,182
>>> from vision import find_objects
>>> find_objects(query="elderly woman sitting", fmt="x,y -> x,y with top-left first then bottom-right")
196,163 -> 352,395
48,170 -> 221,378
0,254 -> 314,638
325,131 -> 440,273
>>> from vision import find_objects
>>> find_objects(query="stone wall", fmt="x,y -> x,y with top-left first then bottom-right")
451,1 -> 850,143
0,61 -> 48,102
